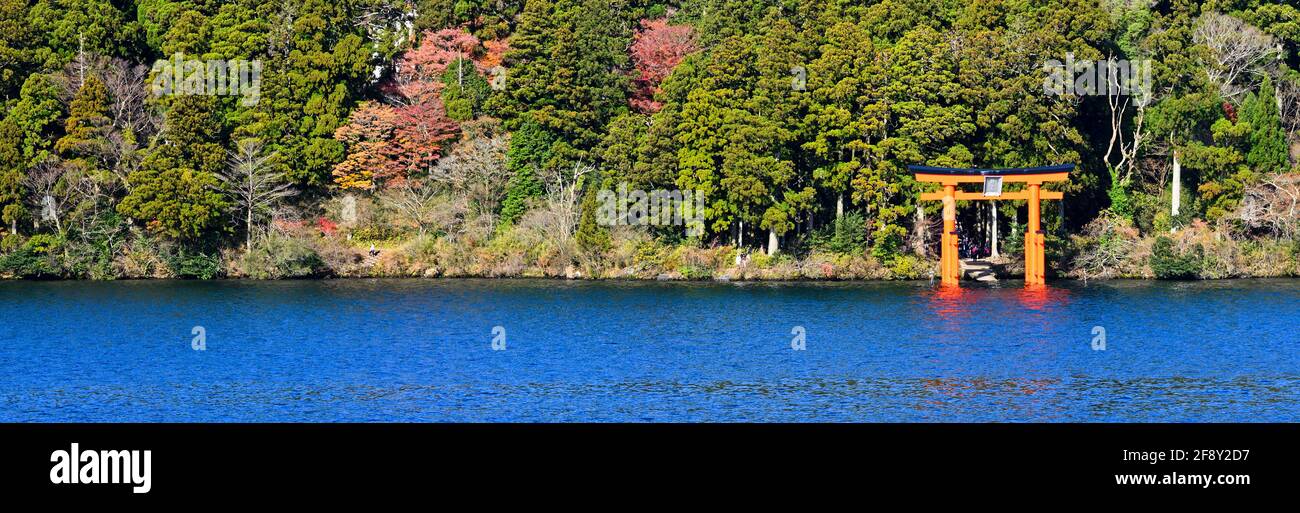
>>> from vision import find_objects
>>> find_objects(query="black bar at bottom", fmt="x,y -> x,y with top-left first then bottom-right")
0,423 -> 1291,500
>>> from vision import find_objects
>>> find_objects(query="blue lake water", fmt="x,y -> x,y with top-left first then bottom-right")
0,278 -> 1296,422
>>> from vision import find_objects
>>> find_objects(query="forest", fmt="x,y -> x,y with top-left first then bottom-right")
1,0 -> 1299,280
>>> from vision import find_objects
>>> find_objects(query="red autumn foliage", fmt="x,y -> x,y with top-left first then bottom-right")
318,217 -> 339,236
335,29 -> 473,190
629,18 -> 698,114
333,100 -> 459,189
393,28 -> 484,104
388,100 -> 459,186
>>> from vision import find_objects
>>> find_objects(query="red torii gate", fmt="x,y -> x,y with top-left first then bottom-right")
909,164 -> 1073,286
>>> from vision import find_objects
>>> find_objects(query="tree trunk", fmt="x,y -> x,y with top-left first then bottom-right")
767,228 -> 779,255
1171,150 -> 1182,219
836,194 -> 843,219
914,204 -> 926,257
737,220 -> 744,248
1058,200 -> 1065,233
246,208 -> 253,251
990,203 -> 999,258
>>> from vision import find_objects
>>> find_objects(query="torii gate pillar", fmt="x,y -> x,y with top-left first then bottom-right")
940,184 -> 959,285
1026,183 -> 1044,285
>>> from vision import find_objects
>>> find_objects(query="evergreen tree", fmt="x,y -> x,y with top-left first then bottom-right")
753,14 -> 815,254
674,35 -> 761,243
490,0 -> 631,163
598,113 -> 651,188
7,74 -> 63,166
0,0 -> 38,100
499,118 -> 553,225
0,119 -> 25,235
499,166 -> 544,227
678,0 -> 767,47
52,75 -> 116,227
598,49 -> 704,195
862,25 -> 972,256
575,183 -> 610,253
416,0 -> 522,39
237,0 -> 372,187
118,96 -> 228,242
55,75 -> 112,170
804,21 -> 881,219
28,0 -> 137,65
440,58 -> 491,121
1243,77 -> 1289,174
160,8 -> 212,56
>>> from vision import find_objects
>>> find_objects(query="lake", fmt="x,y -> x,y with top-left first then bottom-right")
1,278 -> 1296,422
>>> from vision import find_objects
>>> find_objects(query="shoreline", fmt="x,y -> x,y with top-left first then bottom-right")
6,219 -> 1298,282
4,273 -> 1297,283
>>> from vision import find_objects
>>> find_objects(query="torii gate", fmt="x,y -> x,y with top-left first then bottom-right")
909,164 -> 1072,286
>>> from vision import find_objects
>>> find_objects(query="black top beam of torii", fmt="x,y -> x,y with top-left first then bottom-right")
906,164 -> 1075,177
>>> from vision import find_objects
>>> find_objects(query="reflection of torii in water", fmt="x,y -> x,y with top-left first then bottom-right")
909,164 -> 1073,287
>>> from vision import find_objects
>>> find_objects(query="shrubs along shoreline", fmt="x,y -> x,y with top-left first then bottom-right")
3,212 -> 1296,281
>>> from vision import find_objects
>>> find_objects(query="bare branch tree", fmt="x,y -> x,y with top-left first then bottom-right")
1103,55 -> 1132,174
101,59 -> 159,142
1275,76 -> 1300,145
380,179 -> 461,238
57,56 -> 160,192
426,135 -> 509,223
267,0 -> 302,60
1240,173 -> 1300,239
1194,12 -> 1280,100
23,159 -> 78,235
103,59 -> 160,193
353,2 -> 417,82
533,162 -> 593,244
216,139 -> 295,250
1102,53 -> 1154,185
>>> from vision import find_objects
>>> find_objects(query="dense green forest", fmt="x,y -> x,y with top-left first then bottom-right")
1,0 -> 1298,280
